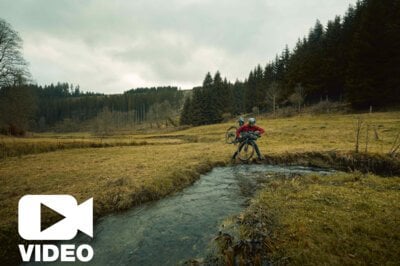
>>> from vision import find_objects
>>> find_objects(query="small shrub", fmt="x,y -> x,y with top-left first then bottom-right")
275,106 -> 297,117
309,101 -> 350,114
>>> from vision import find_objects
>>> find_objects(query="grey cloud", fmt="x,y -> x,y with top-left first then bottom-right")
0,0 -> 358,93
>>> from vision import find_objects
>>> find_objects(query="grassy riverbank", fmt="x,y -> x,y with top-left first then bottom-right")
226,172 -> 400,265
1,111 -> 400,264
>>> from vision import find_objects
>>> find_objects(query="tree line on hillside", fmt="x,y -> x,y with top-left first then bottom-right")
180,0 -> 400,126
0,82 -> 184,134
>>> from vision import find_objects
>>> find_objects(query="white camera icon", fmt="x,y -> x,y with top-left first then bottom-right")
18,195 -> 93,240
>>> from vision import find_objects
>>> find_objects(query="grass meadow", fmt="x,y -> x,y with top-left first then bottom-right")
1,111 -> 399,264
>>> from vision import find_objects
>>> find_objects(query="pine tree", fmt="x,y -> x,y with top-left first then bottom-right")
202,72 -> 221,124
322,16 -> 344,100
232,80 -> 245,114
254,65 -> 266,111
211,71 -> 224,120
346,0 -> 400,107
180,97 -> 192,125
222,78 -> 233,114
245,71 -> 256,112
189,87 -> 205,126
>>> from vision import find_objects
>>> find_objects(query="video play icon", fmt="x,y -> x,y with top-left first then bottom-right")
18,195 -> 93,240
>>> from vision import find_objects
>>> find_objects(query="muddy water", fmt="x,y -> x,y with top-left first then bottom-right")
30,165 -> 333,266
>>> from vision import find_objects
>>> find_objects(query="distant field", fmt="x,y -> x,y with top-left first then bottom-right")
1,111 -> 399,264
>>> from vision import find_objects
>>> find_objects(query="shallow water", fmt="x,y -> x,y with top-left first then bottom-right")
27,165 -> 333,266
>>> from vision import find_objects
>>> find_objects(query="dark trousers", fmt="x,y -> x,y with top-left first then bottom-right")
232,140 -> 263,159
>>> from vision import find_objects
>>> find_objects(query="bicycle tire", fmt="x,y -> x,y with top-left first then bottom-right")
225,126 -> 237,144
238,142 -> 255,162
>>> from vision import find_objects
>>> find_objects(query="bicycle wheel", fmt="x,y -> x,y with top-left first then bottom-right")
238,142 -> 255,162
225,126 -> 237,144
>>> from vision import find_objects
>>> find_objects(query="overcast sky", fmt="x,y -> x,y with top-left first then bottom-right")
0,0 -> 358,94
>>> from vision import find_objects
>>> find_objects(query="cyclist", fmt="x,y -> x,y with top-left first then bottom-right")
232,118 -> 265,160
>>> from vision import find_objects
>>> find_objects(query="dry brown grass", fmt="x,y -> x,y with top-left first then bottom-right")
0,111 -> 399,264
235,172 -> 400,265
0,133 -> 186,159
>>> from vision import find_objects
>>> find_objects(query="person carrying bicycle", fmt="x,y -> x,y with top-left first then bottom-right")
232,117 -> 265,160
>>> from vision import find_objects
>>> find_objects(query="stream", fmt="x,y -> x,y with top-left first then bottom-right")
27,164 -> 333,265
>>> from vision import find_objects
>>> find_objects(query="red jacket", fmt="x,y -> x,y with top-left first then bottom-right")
236,124 -> 265,138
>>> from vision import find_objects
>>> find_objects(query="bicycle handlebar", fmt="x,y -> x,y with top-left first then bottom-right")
238,131 -> 260,141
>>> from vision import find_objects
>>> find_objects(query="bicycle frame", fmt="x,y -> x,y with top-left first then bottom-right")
236,132 -> 259,161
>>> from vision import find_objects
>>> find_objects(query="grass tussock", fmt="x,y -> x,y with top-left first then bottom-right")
0,135 -> 191,160
228,172 -> 400,265
264,151 -> 400,176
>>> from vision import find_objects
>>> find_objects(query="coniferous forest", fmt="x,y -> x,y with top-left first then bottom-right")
0,0 -> 399,133
0,83 -> 183,134
180,0 -> 400,125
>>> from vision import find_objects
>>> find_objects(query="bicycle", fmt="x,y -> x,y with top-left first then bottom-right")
235,132 -> 260,162
225,126 -> 238,144
225,117 -> 245,144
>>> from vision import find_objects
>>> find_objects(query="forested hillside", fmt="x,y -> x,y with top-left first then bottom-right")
181,0 -> 400,125
0,83 -> 184,134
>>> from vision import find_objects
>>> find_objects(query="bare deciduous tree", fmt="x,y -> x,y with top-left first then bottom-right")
92,107 -> 113,136
0,18 -> 29,87
265,82 -> 280,116
289,83 -> 305,112
252,106 -> 259,116
148,100 -> 175,128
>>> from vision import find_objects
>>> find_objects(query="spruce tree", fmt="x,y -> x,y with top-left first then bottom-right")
245,71 -> 256,112
190,87 -> 206,126
180,97 -> 192,125
346,0 -> 400,107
